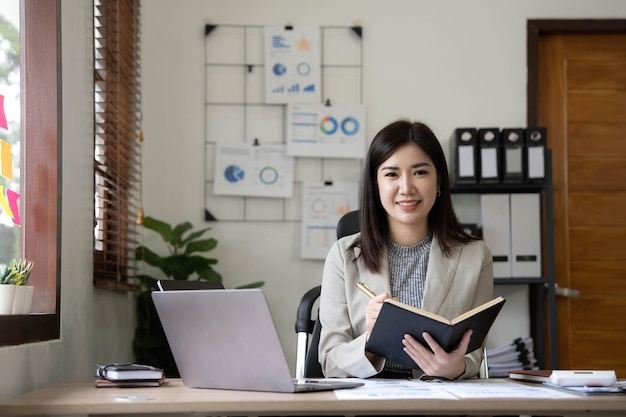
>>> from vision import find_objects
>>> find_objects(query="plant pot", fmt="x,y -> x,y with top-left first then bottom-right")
0,285 -> 16,315
11,285 -> 27,314
22,286 -> 34,314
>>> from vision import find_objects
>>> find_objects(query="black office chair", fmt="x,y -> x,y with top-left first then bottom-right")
294,210 -> 360,379
294,285 -> 323,378
293,209 -> 488,379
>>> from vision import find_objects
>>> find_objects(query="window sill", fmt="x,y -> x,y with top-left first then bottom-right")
0,314 -> 60,347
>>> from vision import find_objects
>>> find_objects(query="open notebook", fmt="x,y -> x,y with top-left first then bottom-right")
152,289 -> 363,393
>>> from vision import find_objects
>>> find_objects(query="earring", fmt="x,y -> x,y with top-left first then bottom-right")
437,190 -> 441,197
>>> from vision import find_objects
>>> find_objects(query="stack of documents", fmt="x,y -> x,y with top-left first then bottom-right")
95,363 -> 165,388
487,336 -> 538,377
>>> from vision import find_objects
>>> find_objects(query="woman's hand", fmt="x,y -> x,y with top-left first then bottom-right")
363,292 -> 389,364
364,292 -> 389,341
401,328 -> 472,380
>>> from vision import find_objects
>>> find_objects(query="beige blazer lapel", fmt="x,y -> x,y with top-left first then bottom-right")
355,246 -> 392,296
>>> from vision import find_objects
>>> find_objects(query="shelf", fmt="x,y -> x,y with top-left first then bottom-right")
449,149 -> 557,369
450,182 -> 546,193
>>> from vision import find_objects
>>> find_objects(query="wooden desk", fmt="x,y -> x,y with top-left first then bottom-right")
1,379 -> 625,416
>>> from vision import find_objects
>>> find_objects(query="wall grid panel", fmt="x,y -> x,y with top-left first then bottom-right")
203,24 -> 364,222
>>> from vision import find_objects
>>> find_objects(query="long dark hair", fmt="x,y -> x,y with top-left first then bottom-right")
357,119 -> 477,273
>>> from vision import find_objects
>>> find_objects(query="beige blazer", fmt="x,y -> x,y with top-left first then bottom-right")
319,232 -> 493,379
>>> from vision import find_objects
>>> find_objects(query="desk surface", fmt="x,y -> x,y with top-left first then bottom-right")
1,379 -> 626,416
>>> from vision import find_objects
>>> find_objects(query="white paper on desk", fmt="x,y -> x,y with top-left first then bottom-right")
287,104 -> 366,158
333,379 -> 458,400
300,181 -> 359,259
213,142 -> 294,198
438,379 -> 578,399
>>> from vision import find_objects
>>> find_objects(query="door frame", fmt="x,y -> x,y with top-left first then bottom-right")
528,19 -> 626,126
526,19 -> 626,368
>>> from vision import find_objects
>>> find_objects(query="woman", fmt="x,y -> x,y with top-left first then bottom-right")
318,119 -> 493,380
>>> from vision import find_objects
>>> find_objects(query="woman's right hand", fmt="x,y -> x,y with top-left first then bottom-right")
365,292 -> 389,341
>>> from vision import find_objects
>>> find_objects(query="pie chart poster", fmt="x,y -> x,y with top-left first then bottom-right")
264,26 -> 321,104
287,103 -> 366,158
213,143 -> 295,198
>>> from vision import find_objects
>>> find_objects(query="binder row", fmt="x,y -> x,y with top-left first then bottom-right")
450,127 -> 547,184
481,193 -> 541,278
463,193 -> 542,278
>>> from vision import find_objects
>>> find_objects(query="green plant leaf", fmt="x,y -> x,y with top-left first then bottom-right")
236,281 -> 265,289
180,227 -> 212,246
136,246 -> 172,278
184,238 -> 218,256
136,216 -> 261,291
170,222 -> 193,248
196,264 -> 222,282
162,254 -> 195,280
0,263 -> 10,284
3,258 -> 35,285
135,245 -> 160,265
142,216 -> 174,245
187,254 -> 218,263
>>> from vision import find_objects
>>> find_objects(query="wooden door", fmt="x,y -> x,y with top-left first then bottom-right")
532,25 -> 626,377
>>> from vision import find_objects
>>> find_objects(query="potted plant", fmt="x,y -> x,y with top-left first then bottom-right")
0,258 -> 34,315
133,216 -> 263,377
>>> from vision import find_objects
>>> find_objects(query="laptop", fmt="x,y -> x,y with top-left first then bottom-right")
151,289 -> 364,393
157,279 -> 224,291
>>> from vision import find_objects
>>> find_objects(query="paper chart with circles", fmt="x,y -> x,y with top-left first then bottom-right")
213,142 -> 294,198
264,26 -> 321,104
287,103 -> 366,158
300,181 -> 359,259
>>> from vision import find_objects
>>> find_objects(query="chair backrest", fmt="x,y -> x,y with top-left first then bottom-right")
336,210 -> 360,239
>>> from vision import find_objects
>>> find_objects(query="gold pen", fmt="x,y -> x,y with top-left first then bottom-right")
356,281 -> 377,298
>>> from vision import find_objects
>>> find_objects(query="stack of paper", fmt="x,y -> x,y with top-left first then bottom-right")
95,363 -> 165,388
487,336 -> 538,377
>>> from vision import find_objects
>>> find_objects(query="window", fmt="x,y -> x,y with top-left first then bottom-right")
93,0 -> 142,291
0,0 -> 60,346
0,1 -> 20,260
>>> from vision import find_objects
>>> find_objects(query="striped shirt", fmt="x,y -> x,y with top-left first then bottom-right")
382,232 -> 433,375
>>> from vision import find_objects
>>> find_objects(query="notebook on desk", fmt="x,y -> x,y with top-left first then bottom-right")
151,289 -> 364,393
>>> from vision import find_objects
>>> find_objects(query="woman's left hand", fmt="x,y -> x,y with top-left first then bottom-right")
401,329 -> 472,380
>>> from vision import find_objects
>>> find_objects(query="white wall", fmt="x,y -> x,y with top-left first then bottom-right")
0,0 -> 136,402
2,0 -> 626,403
140,0 -> 626,373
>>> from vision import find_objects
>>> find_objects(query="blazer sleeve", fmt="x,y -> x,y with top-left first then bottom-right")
318,235 -> 384,378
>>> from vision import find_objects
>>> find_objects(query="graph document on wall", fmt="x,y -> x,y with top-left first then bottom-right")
301,181 -> 359,259
264,26 -> 321,104
204,23 -> 364,222
287,103 -> 366,158
213,142 -> 294,198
